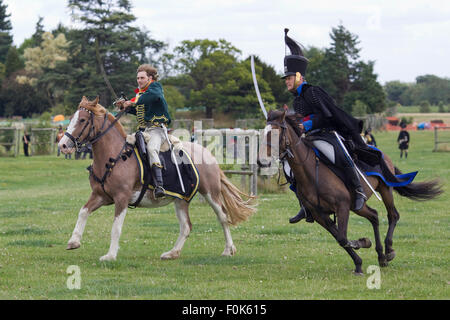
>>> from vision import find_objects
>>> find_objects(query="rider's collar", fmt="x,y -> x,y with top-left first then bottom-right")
296,81 -> 308,96
135,80 -> 154,94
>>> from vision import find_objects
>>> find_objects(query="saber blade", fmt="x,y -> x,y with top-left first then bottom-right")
162,125 -> 185,194
251,55 -> 268,119
333,131 -> 382,201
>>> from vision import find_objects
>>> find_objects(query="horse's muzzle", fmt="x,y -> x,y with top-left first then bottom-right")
58,137 -> 75,154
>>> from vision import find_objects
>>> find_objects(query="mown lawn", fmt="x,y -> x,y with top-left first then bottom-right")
0,130 -> 448,299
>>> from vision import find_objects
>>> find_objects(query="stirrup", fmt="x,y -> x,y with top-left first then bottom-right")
154,186 -> 166,198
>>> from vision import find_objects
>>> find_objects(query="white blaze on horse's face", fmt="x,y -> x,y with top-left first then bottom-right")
58,110 -> 80,154
263,124 -> 272,138
259,124 -> 280,164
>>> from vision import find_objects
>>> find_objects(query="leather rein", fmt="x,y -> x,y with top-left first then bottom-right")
64,107 -> 126,152
266,119 -> 310,164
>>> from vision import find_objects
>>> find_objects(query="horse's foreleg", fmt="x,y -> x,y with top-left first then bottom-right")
316,211 -> 363,275
204,193 -> 236,256
100,198 -> 128,261
67,193 -> 105,250
161,199 -> 192,260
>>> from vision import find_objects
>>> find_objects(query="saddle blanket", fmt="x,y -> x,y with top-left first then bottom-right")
285,145 -> 418,194
311,145 -> 418,188
129,133 -> 200,202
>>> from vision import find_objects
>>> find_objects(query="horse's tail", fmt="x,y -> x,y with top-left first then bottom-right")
393,167 -> 444,201
219,170 -> 256,226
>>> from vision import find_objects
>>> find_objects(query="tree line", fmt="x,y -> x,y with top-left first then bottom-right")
385,75 -> 450,111
0,0 -> 446,121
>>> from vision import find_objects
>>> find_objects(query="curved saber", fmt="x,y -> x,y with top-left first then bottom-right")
251,55 -> 268,119
333,131 -> 382,201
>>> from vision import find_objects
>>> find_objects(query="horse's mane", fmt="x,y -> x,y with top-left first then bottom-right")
79,97 -> 127,139
268,109 -> 303,137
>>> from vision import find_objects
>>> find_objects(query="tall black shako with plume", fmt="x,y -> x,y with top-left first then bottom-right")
281,28 -> 309,79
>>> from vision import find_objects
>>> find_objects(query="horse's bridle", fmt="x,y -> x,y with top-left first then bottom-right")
64,107 -> 125,152
266,118 -> 310,165
267,119 -> 293,161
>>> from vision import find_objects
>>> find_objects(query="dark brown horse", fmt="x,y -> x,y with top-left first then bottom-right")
262,110 -> 442,274
59,97 -> 255,261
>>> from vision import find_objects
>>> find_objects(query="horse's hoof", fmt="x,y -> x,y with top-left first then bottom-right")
99,254 -> 116,262
379,259 -> 389,267
386,251 -> 396,261
221,245 -> 236,257
352,271 -> 364,276
359,238 -> 372,249
160,250 -> 180,260
66,242 -> 81,250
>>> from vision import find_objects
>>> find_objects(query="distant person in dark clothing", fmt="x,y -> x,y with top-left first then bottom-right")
64,127 -> 72,159
56,126 -> 65,156
364,128 -> 377,147
23,130 -> 30,157
397,123 -> 410,159
82,143 -> 93,159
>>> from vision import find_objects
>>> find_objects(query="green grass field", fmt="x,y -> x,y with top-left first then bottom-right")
0,130 -> 448,300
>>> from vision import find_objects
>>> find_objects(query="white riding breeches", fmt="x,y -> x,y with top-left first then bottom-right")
312,140 -> 336,164
144,126 -> 166,168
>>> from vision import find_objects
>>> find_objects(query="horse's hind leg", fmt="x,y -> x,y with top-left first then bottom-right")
354,205 -> 387,267
203,192 -> 236,256
67,192 -> 106,250
161,199 -> 192,260
379,185 -> 399,261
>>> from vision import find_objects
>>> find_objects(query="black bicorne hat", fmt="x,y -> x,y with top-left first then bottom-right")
281,28 -> 308,79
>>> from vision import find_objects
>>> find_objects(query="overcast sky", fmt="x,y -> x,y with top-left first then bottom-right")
4,0 -> 450,84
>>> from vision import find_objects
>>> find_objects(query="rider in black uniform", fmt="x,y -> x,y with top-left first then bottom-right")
281,29 -> 368,224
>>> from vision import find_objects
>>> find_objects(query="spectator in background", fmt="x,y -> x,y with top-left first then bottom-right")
81,143 -> 93,160
56,126 -> 65,156
64,127 -> 72,160
397,123 -> 410,159
23,130 -> 31,157
364,128 -> 377,147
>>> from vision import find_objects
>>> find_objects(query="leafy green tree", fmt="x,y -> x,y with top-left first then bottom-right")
17,32 -> 70,109
163,85 -> 186,117
310,24 -> 386,114
250,55 -> 291,107
384,80 -> 410,105
352,100 -> 368,116
67,0 -> 165,108
0,71 -> 48,117
420,100 -> 431,113
0,0 -> 12,63
4,46 -> 24,77
172,39 -> 274,118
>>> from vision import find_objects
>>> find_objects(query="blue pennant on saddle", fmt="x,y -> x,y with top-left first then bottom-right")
364,171 -> 417,187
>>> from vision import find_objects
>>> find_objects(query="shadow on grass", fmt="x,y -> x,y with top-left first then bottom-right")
0,227 -> 50,236
7,240 -> 60,247
181,255 -> 265,266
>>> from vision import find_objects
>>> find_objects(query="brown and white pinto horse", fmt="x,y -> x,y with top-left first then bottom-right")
59,97 -> 255,262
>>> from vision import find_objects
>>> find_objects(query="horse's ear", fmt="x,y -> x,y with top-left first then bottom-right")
94,96 -> 99,105
81,96 -> 87,102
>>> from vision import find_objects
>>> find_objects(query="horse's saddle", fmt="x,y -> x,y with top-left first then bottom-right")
127,131 -> 199,203
309,140 -> 417,189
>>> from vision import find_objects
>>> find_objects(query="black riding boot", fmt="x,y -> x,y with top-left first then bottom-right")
345,166 -> 367,211
289,207 -> 314,224
152,165 -> 165,198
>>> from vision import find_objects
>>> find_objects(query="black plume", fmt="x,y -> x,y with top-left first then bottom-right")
284,28 -> 304,56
